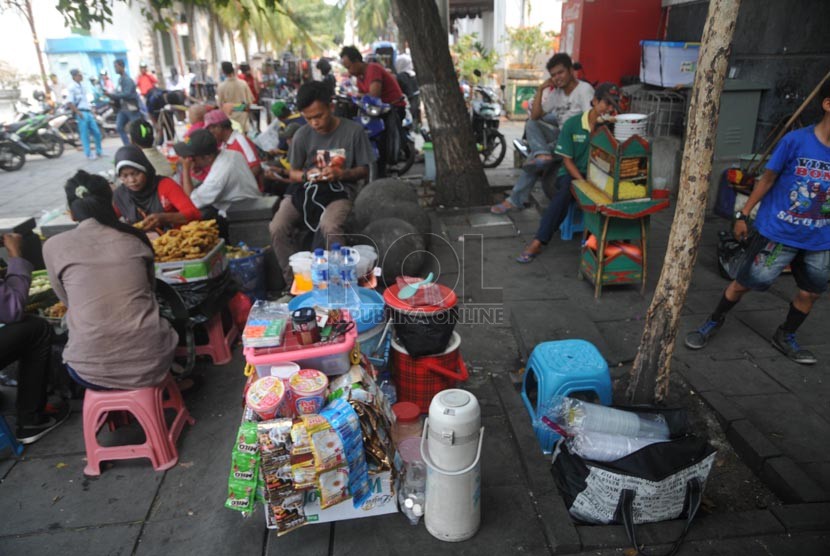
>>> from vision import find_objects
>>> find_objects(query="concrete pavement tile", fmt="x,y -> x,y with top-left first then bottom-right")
770,502 -> 830,533
736,309 -> 827,347
479,415 -> 525,487
20,412 -> 86,459
0,455 -> 17,479
454,323 -> 521,366
695,390 -> 747,429
594,319 -> 646,365
462,374 -> 507,419
727,419 -> 782,473
682,288 -> 788,315
560,286 -> 653,325
677,314 -> 772,355
731,394 -> 830,463
266,522 -> 332,555
135,512 -> 266,555
675,357 -> 786,396
801,462 -> 830,493
0,523 -> 141,556
0,455 -> 162,535
331,485 -> 550,556
761,456 -> 829,503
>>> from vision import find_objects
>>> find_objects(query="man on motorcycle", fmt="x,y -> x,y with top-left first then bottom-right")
108,59 -> 143,145
340,45 -> 406,178
491,53 -> 594,214
67,69 -> 103,160
268,81 -> 373,286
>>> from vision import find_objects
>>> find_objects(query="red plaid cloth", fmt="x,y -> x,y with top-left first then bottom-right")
395,276 -> 443,307
392,348 -> 463,413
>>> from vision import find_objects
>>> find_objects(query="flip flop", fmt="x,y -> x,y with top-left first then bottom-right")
490,200 -> 515,214
516,251 -> 539,264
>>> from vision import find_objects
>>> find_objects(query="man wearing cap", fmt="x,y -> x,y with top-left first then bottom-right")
204,109 -> 262,180
217,61 -> 254,132
516,83 -> 620,263
67,69 -> 103,160
173,129 -> 260,216
107,59 -> 143,145
492,53 -> 594,214
136,64 -> 158,97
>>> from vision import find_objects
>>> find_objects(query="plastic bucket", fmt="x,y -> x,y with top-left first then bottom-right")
384,283 -> 459,358
290,287 -> 384,334
391,332 -> 468,413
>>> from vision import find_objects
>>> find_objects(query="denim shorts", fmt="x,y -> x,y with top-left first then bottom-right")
735,233 -> 830,294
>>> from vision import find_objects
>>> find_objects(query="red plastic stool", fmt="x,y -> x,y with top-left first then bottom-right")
82,374 -> 195,476
176,310 -> 239,365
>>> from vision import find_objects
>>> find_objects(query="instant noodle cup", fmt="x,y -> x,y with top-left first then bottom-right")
246,376 -> 286,420
290,369 -> 329,415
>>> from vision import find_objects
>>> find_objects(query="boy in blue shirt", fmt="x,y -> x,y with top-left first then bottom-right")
686,79 -> 830,364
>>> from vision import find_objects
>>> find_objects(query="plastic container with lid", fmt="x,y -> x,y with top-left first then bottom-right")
392,401 -> 423,446
245,376 -> 286,420
289,369 -> 329,415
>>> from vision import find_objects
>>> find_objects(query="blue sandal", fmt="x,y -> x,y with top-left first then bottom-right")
516,251 -> 539,264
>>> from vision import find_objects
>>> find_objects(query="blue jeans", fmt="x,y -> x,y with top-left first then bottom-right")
66,364 -> 110,391
736,232 -> 830,294
536,174 -> 575,244
525,117 -> 560,159
76,110 -> 102,157
116,109 -> 142,145
507,166 -> 542,208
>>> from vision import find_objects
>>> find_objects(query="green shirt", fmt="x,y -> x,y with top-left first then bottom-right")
554,110 -> 592,178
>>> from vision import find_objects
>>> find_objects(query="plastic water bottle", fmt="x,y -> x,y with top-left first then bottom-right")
380,379 -> 397,405
311,248 -> 328,306
327,243 -> 345,307
340,247 -> 359,310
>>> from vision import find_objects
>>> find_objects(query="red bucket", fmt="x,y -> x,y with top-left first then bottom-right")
391,331 -> 468,413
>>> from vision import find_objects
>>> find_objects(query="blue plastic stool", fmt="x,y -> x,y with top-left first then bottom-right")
521,339 -> 611,454
0,415 -> 24,456
560,202 -> 584,240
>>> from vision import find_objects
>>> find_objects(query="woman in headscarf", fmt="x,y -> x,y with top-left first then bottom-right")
43,171 -> 177,390
395,53 -> 420,126
112,145 -> 202,232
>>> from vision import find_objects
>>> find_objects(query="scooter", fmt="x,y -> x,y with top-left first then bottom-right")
469,71 -> 506,169
3,111 -> 64,159
0,125 -> 27,171
94,99 -> 119,137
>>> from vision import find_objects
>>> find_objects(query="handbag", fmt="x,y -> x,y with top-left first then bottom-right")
551,407 -> 717,556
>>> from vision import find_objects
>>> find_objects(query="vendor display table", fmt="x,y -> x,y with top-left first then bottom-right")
571,179 -> 669,298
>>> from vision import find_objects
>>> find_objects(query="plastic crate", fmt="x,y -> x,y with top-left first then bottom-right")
155,239 -> 227,284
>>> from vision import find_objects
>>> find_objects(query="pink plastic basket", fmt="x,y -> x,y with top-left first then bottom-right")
244,312 -> 357,376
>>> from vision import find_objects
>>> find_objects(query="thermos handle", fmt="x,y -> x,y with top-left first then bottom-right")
420,418 -> 485,476
425,352 -> 469,382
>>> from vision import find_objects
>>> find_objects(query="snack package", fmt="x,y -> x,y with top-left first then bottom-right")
236,422 -> 260,456
230,451 -> 259,482
321,399 -> 371,508
265,491 -> 307,536
225,479 -> 256,512
225,422 -> 262,513
290,452 -> 317,490
257,419 -> 294,502
310,428 -> 346,472
318,467 -> 350,509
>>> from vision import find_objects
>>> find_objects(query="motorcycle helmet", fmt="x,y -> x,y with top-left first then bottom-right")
33,90 -> 45,101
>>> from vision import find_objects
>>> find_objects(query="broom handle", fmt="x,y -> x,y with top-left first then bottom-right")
747,70 -> 830,177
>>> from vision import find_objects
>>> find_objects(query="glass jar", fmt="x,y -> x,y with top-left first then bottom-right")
392,401 -> 422,446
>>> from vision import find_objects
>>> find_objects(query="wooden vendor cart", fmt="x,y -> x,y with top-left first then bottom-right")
572,127 -> 670,298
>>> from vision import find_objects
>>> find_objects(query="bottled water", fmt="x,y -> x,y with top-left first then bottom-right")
311,248 -> 328,306
340,247 -> 359,310
327,243 -> 345,307
379,379 -> 397,405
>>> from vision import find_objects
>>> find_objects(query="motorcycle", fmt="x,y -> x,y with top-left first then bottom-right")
49,105 -> 80,147
94,99 -> 119,137
3,111 -> 64,159
0,126 -> 27,171
334,93 -> 415,177
469,73 -> 506,169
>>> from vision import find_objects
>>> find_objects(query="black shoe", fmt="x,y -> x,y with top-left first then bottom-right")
684,316 -> 725,350
16,405 -> 71,445
772,327 -> 817,365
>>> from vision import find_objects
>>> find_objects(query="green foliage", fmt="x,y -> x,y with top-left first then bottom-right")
451,33 -> 499,84
506,25 -> 556,65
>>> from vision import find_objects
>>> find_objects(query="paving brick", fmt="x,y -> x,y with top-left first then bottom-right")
762,457 -> 829,504
136,512 -> 267,556
770,503 -> 830,533
677,356 -> 785,396
0,523 -> 141,556
696,390 -> 747,429
726,419 -> 782,473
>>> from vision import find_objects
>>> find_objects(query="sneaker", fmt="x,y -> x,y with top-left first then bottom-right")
16,405 -> 71,445
513,139 -> 529,158
684,316 -> 725,350
771,327 -> 817,365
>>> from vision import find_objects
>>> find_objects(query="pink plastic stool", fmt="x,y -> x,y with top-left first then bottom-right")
176,310 -> 239,365
82,374 -> 195,476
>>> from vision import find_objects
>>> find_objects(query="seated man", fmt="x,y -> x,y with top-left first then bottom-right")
492,54 -> 594,214
269,81 -> 373,286
129,119 -> 174,177
174,129 -> 261,217
0,233 -> 69,444
516,83 -> 620,263
204,109 -> 263,181
263,122 -> 302,197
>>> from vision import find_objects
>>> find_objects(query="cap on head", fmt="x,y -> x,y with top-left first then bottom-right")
204,109 -> 230,127
70,69 -> 82,78
594,82 -> 621,110
173,129 -> 219,157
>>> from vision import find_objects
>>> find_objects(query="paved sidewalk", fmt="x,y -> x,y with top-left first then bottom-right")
2,170 -> 830,554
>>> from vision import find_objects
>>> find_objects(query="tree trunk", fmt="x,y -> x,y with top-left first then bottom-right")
208,9 -> 220,64
171,23 -> 186,78
150,9 -> 166,89
391,0 -> 489,207
184,2 -> 196,63
227,28 -> 238,64
626,0 -> 742,404
241,25 -> 251,63
23,0 -> 50,102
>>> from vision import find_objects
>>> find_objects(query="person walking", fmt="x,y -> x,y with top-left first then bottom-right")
217,61 -> 254,132
107,59 -> 143,145
67,69 -> 103,160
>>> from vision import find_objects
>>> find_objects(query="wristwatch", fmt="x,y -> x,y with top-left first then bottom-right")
734,210 -> 748,221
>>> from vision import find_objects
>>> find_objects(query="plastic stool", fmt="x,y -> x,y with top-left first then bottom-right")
0,415 -> 24,456
521,340 -> 611,453
175,310 -> 239,365
560,202 -> 584,240
82,374 -> 195,476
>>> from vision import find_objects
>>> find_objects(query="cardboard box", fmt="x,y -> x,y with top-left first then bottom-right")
155,239 -> 227,284
303,470 -> 398,524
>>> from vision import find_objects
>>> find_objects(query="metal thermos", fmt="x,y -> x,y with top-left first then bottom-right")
420,389 -> 484,542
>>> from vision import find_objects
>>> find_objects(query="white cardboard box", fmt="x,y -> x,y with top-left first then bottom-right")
303,470 -> 398,524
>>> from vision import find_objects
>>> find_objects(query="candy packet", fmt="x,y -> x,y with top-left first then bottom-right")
318,467 -> 350,509
310,428 -> 346,472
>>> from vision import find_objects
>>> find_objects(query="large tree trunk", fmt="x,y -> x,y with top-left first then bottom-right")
149,9 -> 166,89
184,2 -> 196,62
627,0 -> 742,404
23,0 -> 50,102
208,9 -> 220,64
391,0 -> 489,207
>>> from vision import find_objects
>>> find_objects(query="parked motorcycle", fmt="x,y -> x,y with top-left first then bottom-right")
0,126 -> 27,171
469,73 -> 506,169
3,112 -> 64,159
49,105 -> 79,147
94,100 -> 119,137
